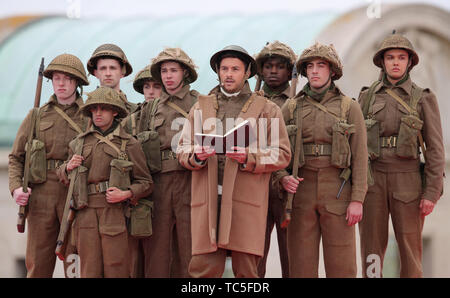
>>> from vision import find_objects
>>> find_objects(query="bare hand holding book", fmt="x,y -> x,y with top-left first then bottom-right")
194,120 -> 253,155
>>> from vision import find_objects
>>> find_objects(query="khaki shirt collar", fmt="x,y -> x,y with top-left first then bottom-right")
262,82 -> 290,98
379,76 -> 413,96
48,94 -> 84,110
160,84 -> 191,104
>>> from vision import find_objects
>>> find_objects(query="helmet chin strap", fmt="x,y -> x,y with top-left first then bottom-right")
311,72 -> 332,91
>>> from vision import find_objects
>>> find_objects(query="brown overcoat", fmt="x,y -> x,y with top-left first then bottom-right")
177,88 -> 291,257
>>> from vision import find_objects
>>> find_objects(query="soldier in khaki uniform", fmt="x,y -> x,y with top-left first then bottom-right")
143,48 -> 199,277
254,41 -> 296,278
87,43 -> 138,113
277,42 -> 368,277
133,65 -> 163,103
358,32 -> 445,278
123,64 -> 163,278
177,45 -> 291,278
58,87 -> 152,277
9,54 -> 89,277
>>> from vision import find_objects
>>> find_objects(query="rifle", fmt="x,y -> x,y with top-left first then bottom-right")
281,66 -> 300,229
254,75 -> 262,92
17,57 -> 44,233
55,135 -> 86,261
289,65 -> 298,98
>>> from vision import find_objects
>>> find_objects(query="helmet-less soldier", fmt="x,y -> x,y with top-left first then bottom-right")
87,43 -> 138,113
358,32 -> 445,278
276,42 -> 368,277
9,54 -> 89,277
57,87 -> 153,277
122,64 -> 162,278
177,45 -> 291,277
254,41 -> 296,278
143,48 -> 199,277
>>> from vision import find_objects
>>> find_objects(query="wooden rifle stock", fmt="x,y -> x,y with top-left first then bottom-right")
17,57 -> 44,233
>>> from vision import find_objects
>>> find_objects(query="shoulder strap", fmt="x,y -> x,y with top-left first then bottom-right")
53,105 -> 83,134
340,96 -> 353,120
362,80 -> 382,118
411,83 -> 424,113
304,97 -> 341,122
130,113 -> 137,136
385,89 -> 415,115
166,101 -> 189,119
287,97 -> 297,123
149,98 -> 160,131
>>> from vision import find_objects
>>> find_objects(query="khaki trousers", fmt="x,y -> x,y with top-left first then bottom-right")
288,166 -> 356,278
257,176 -> 289,277
189,249 -> 260,278
359,169 -> 424,278
25,172 -> 66,277
74,195 -> 129,278
142,170 -> 192,277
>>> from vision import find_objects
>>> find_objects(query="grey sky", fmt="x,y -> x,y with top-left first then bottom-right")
0,0 -> 448,18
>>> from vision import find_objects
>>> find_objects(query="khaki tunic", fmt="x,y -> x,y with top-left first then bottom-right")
177,83 -> 291,277
8,95 -> 85,277
143,85 -> 198,277
58,124 -> 152,277
358,77 -> 445,277
276,85 -> 368,277
258,83 -> 291,278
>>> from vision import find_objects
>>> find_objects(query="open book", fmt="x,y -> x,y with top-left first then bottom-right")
194,120 -> 253,155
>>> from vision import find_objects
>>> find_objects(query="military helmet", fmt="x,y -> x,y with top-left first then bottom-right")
87,43 -> 133,77
133,65 -> 156,94
150,48 -> 198,84
373,31 -> 419,70
254,41 -> 297,75
43,53 -> 89,86
81,86 -> 128,119
210,45 -> 258,78
297,42 -> 343,80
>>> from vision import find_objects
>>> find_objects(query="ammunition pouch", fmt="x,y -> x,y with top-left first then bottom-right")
331,121 -> 355,168
137,130 -> 162,174
27,139 -> 47,184
365,118 -> 380,160
109,159 -> 133,190
73,165 -> 89,209
128,198 -> 153,238
396,114 -> 423,159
